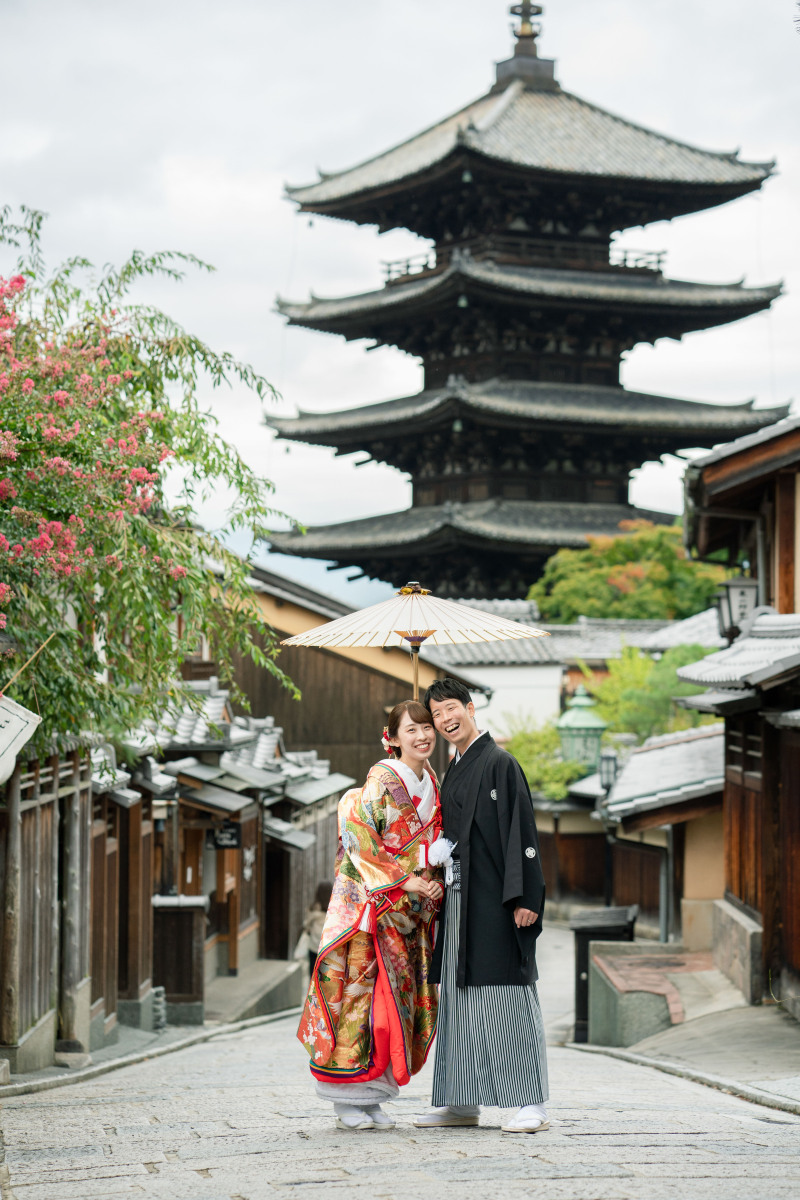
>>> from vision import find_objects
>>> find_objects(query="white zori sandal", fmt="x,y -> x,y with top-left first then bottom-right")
333,1103 -> 375,1131
501,1104 -> 550,1134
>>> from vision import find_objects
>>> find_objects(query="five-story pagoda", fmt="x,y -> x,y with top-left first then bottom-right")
269,3 -> 785,598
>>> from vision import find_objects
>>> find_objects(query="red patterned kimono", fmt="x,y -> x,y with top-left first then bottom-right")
297,761 -> 442,1087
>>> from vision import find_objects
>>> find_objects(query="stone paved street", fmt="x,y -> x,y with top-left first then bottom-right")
1,929 -> 799,1200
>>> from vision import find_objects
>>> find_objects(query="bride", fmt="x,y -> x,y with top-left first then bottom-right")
297,699 -> 446,1130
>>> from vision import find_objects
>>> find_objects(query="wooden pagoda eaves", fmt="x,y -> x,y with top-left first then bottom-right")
269,378 -> 790,458
267,498 -> 675,599
276,256 -> 780,347
285,79 -> 774,235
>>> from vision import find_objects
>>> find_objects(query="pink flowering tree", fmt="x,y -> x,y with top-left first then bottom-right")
0,207 -> 295,752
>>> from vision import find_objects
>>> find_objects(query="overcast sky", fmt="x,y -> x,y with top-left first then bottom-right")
2,0 -> 797,606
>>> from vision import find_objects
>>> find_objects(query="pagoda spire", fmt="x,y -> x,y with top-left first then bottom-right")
495,1 -> 557,90
511,2 -> 543,56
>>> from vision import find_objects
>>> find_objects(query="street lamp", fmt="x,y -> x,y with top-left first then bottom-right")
714,574 -> 759,643
557,684 -> 607,770
598,747 -> 619,792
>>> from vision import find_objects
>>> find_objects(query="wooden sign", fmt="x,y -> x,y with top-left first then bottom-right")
212,820 -> 242,849
0,695 -> 42,785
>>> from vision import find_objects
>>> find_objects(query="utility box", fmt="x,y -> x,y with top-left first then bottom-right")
569,905 -> 638,1043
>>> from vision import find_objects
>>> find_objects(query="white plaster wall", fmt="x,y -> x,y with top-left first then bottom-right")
467,664 -> 564,739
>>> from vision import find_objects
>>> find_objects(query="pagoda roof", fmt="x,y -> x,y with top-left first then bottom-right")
268,498 -> 672,560
269,378 -> 788,448
286,78 -> 773,223
277,256 -> 780,338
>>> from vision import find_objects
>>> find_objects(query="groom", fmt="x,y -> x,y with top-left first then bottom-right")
414,679 -> 549,1133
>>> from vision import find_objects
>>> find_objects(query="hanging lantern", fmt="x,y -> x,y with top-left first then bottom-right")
715,575 -> 759,642
557,683 -> 607,769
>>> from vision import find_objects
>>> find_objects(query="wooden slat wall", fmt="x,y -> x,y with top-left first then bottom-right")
780,730 -> 800,974
724,717 -> 764,915
17,766 -> 58,1036
723,782 -> 762,914
261,803 -> 340,961
612,842 -> 661,917
232,640 -> 449,784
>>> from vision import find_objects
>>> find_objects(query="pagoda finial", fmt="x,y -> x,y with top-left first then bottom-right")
495,3 -> 555,89
510,2 -> 543,57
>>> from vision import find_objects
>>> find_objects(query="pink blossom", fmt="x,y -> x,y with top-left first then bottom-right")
0,479 -> 17,501
0,431 -> 20,460
21,378 -> 34,394
169,565 -> 187,580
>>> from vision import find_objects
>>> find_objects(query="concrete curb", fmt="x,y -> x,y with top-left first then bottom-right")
0,1007 -> 302,1100
567,1041 -> 800,1118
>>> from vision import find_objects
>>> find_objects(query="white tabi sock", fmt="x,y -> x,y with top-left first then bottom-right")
516,1103 -> 548,1123
333,1102 -> 372,1128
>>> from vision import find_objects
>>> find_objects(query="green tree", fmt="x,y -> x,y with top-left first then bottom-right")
0,206 -> 295,754
505,722 -> 588,801
530,520 -> 724,623
583,644 -> 715,742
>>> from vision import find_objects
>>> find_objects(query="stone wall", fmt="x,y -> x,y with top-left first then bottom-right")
712,898 -> 762,1004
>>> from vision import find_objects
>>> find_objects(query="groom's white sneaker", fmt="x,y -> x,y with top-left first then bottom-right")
501,1103 -> 549,1133
413,1105 -> 480,1128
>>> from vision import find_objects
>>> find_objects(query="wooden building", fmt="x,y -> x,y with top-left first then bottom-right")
0,745 -> 157,1073
679,420 -> 800,1017
268,3 -> 784,596
600,725 -> 725,946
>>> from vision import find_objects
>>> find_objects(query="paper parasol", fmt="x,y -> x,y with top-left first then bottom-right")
281,581 -> 548,699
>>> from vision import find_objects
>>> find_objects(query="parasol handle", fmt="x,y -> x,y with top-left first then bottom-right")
411,644 -> 420,701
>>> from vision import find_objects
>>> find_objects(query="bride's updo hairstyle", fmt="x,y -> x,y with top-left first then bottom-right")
385,700 -> 434,758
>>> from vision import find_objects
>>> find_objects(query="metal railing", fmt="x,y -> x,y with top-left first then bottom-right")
381,239 -> 665,284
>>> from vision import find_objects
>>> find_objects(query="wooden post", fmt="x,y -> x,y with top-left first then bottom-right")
1,764 -> 22,1047
59,753 -> 83,1044
776,473 -> 795,614
33,762 -> 42,1024
49,755 -> 60,1013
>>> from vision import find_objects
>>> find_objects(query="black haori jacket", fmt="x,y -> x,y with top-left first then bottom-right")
430,733 -> 546,988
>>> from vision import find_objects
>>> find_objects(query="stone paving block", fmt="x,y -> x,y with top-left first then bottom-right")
3,1017 -> 800,1199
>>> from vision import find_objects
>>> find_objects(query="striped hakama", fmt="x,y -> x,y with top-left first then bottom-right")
431,869 -> 549,1108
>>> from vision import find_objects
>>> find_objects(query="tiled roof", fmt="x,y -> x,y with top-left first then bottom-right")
429,637 -> 558,668
641,608 -> 726,652
457,597 -> 541,623
277,257 -> 780,325
603,724 -> 724,822
542,617 -> 671,664
287,80 -> 771,207
686,414 -> 800,471
268,499 -> 673,557
269,379 -> 787,444
677,613 -> 800,689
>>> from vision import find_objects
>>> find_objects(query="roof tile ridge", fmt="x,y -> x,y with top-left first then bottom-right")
468,77 -> 525,137
556,88 -> 775,174
285,88 -> 500,198
277,262 -> 457,311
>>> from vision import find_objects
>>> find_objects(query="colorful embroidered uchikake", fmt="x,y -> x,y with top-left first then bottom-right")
297,762 -> 443,1085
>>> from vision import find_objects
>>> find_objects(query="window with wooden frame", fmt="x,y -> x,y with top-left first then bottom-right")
725,716 -> 763,791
